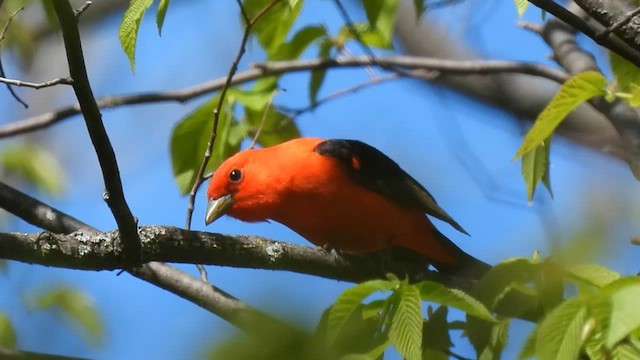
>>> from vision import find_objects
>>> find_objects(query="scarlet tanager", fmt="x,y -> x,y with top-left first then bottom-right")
205,138 -> 490,279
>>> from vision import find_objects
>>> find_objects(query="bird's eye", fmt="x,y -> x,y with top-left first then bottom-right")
229,169 -> 243,183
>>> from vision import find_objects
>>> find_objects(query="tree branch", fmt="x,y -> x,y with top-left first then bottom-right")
527,0 -> 640,67
0,180 -> 301,340
573,0 -> 640,50
52,0 -> 140,262
0,76 -> 73,89
0,56 -> 569,139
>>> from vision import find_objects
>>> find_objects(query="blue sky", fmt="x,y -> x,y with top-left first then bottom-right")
2,0 -> 640,359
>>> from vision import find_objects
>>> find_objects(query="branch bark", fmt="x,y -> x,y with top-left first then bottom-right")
0,56 -> 569,139
52,0 -> 140,262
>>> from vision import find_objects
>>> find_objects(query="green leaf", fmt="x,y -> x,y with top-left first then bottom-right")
415,281 -> 495,322
309,40 -> 333,104
478,320 -> 511,360
389,284 -> 422,360
0,312 -> 16,350
0,143 -> 65,196
271,25 -> 327,60
170,96 -> 241,194
245,107 -> 300,147
535,297 -> 588,360
519,327 -> 537,360
610,51 -> 640,93
27,286 -> 104,346
156,0 -> 171,35
521,138 -> 552,201
338,23 -> 392,49
514,0 -> 529,17
515,71 -> 607,158
422,306 -> 452,359
244,0 -> 303,56
119,0 -> 154,72
358,0 -> 399,46
599,278 -> 640,348
472,258 -> 541,309
327,279 -> 397,345
412,0 -> 426,21
567,264 -> 621,288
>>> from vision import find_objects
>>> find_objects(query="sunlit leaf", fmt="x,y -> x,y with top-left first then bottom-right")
478,319 -> 510,360
338,23 -> 392,49
610,51 -> 640,93
0,143 -> 65,196
271,25 -> 327,60
0,312 -> 16,350
515,71 -> 607,158
170,96 -> 241,194
245,107 -> 299,147
156,0 -> 171,35
519,327 -> 537,359
596,278 -> 640,348
309,39 -> 333,104
535,297 -> 588,360
358,0 -> 399,46
389,284 -> 422,360
415,281 -> 495,322
244,0 -> 303,56
514,0 -> 529,17
327,279 -> 397,344
26,286 -> 104,346
567,264 -> 621,288
521,138 -> 552,201
119,0 -> 154,72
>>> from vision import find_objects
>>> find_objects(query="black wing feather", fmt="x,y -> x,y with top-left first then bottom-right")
314,139 -> 468,235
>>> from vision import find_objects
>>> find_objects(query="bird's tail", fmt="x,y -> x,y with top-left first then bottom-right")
432,230 -> 491,280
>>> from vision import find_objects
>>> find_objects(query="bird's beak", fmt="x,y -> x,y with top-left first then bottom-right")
205,194 -> 234,225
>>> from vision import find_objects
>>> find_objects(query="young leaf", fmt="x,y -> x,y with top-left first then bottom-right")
535,297 -> 588,360
271,25 -> 327,60
389,284 -> 422,360
0,312 -> 16,350
478,319 -> 510,360
514,0 -> 529,17
156,0 -> 171,35
309,40 -> 333,104
119,0 -> 154,72
244,0 -> 303,56
567,264 -> 621,288
609,52 -> 640,93
26,286 -> 104,346
519,327 -> 537,360
170,96 -> 241,194
521,138 -> 552,201
515,71 -> 607,158
245,107 -> 300,147
327,279 -> 397,344
599,278 -> 640,348
358,0 -> 398,47
0,143 -> 66,196
422,306 -> 452,359
415,281 -> 495,322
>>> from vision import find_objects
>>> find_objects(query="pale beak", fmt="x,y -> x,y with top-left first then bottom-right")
205,194 -> 234,225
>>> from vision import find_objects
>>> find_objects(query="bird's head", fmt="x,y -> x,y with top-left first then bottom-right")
204,138 -> 326,226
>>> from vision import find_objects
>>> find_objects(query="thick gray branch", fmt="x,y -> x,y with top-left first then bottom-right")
574,0 -> 640,50
0,225 -> 467,287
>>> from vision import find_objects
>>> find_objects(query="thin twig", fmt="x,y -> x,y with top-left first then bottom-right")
185,0 -> 281,282
279,73 -> 400,117
74,1 -> 92,17
52,1 -> 141,264
0,76 -> 73,88
0,56 -> 570,139
248,90 -> 277,149
0,6 -> 28,108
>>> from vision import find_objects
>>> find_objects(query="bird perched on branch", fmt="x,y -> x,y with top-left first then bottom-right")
205,137 -> 489,279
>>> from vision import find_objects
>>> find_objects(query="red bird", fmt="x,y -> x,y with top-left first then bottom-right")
205,138 -> 489,278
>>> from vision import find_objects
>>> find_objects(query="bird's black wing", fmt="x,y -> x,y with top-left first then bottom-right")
314,139 -> 468,235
